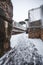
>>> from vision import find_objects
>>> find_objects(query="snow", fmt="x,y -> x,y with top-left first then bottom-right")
10,33 -> 43,65
0,32 -> 43,65
10,33 -> 43,56
29,38 -> 43,56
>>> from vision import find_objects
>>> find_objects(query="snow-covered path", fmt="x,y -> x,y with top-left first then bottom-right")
0,33 -> 43,65
29,38 -> 43,56
11,33 -> 43,56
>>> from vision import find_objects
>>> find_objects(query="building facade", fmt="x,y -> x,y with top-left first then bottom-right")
28,5 -> 43,40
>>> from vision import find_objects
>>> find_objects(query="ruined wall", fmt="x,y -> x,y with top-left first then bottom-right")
29,28 -> 40,38
29,20 -> 41,27
29,28 -> 43,40
0,0 -> 13,21
28,20 -> 43,40
0,0 -> 13,57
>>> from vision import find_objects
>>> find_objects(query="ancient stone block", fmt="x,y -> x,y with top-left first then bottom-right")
29,28 -> 40,38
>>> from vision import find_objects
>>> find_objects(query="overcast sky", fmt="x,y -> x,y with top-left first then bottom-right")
11,0 -> 43,22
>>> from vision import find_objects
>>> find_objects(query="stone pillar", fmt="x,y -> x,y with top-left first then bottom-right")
0,0 -> 13,57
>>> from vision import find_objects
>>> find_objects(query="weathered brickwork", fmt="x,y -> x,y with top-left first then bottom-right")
0,0 -> 13,21
29,28 -> 43,40
0,0 -> 13,57
29,20 -> 43,40
29,20 -> 41,27
29,28 -> 40,38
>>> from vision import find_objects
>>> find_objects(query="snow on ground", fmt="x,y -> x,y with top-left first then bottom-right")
10,33 -> 43,65
0,32 -> 43,65
10,32 -> 43,56
10,32 -> 27,48
29,38 -> 43,56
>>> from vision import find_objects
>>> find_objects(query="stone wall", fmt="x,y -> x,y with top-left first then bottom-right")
29,20 -> 41,27
0,0 -> 13,22
28,20 -> 43,40
29,28 -> 43,40
0,0 -> 13,57
29,28 -> 40,38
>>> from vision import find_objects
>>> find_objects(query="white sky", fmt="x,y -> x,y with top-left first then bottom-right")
11,0 -> 43,22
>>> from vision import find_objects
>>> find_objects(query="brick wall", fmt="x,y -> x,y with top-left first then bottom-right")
29,28 -> 43,40
29,28 -> 40,38
28,20 -> 43,40
40,28 -> 43,40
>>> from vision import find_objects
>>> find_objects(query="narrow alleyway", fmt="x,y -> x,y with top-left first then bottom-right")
11,33 -> 43,56
0,33 -> 43,65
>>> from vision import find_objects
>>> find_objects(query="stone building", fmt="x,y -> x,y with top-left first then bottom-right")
28,5 -> 43,40
0,0 -> 13,57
